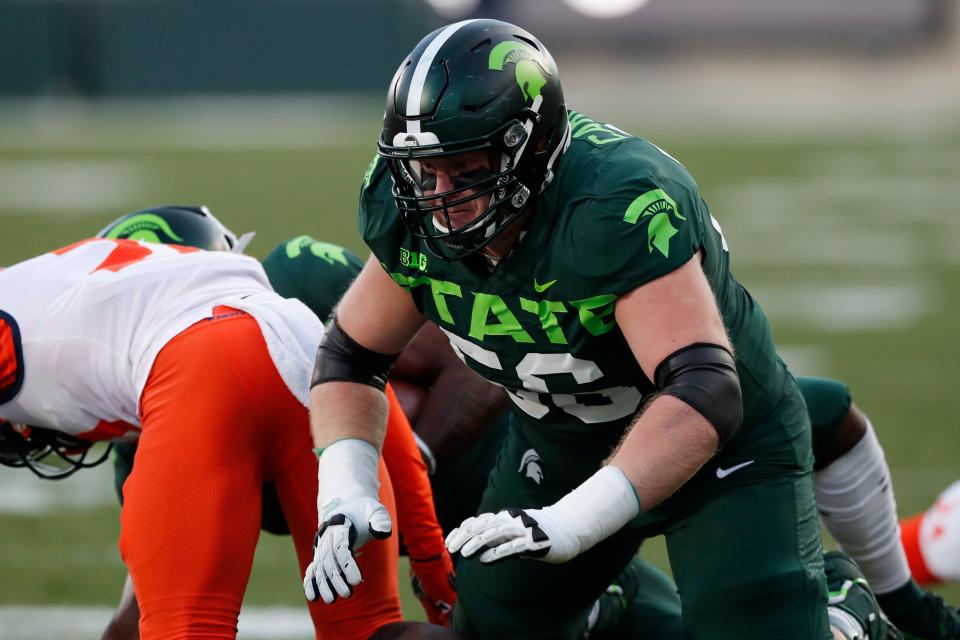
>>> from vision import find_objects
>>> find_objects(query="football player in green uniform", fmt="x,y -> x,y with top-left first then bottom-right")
299,18 -> 902,639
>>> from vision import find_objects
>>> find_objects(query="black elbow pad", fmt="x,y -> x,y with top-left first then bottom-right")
310,317 -> 400,391
653,343 -> 743,445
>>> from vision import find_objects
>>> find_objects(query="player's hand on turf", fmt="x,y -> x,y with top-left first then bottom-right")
303,496 -> 392,604
445,507 -> 578,564
410,551 -> 457,625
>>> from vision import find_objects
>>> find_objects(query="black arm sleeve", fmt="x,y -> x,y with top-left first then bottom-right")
310,316 -> 400,391
653,342 -> 743,445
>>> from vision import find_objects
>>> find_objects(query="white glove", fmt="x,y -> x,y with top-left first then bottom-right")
446,507 -> 578,563
303,439 -> 392,604
446,466 -> 640,566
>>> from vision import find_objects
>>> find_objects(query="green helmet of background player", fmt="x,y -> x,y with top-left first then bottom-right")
97,205 -> 239,252
0,204 -> 242,481
378,19 -> 570,261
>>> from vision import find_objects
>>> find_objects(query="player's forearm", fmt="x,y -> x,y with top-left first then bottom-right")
309,381 -> 389,451
608,394 -> 719,511
526,396 -> 718,560
415,369 -> 508,464
305,384 -> 394,603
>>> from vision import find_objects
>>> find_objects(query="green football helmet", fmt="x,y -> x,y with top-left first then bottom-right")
97,205 -> 239,252
378,19 -> 570,261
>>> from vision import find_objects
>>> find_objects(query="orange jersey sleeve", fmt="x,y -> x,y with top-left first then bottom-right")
381,383 -> 446,560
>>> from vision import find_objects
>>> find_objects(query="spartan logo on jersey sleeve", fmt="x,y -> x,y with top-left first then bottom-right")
623,189 -> 687,258
519,448 -> 544,485
0,310 -> 24,404
362,154 -> 381,189
284,235 -> 349,267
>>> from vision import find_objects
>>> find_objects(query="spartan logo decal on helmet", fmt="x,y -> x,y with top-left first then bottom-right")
487,41 -> 549,102
102,213 -> 185,245
378,19 -> 571,261
97,205 -> 242,253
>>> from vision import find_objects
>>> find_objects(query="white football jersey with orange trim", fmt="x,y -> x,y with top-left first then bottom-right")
918,480 -> 960,583
0,238 -> 323,440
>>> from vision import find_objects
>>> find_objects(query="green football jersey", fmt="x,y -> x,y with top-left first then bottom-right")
261,235 -> 363,322
360,111 -> 787,434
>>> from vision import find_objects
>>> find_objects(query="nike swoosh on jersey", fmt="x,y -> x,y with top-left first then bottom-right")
715,460 -> 755,479
533,278 -> 557,292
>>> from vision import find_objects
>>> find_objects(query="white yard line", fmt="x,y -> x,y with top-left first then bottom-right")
0,605 -> 314,640
715,178 -> 960,226
748,282 -> 933,331
774,345 -> 829,378
0,96 -> 380,152
730,229 -> 925,268
0,464 -> 116,515
0,161 -> 150,215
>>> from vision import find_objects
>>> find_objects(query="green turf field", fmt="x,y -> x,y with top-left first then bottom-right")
1,101 -> 958,636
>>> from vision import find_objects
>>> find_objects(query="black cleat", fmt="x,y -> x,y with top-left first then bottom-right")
876,580 -> 960,640
825,551 -> 903,640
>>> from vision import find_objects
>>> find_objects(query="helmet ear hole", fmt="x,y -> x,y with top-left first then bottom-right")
535,127 -> 555,154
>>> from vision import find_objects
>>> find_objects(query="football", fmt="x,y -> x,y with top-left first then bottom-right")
391,378 -> 429,424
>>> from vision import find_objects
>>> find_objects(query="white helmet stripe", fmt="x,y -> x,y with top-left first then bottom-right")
542,118 -> 572,190
405,19 -> 480,134
509,94 -> 543,172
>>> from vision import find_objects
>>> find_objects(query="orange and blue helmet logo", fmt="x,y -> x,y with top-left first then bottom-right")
0,310 -> 24,404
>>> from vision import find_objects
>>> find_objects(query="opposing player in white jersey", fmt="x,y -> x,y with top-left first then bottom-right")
82,206 -> 457,640
0,237 -> 410,640
903,480 -> 960,588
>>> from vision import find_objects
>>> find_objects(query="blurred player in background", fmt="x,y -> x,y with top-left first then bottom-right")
0,228 -> 443,640
801,377 -> 960,637
89,207 -> 458,639
902,480 -> 960,589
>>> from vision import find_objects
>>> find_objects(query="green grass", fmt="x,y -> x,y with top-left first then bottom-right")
1,105 -> 958,622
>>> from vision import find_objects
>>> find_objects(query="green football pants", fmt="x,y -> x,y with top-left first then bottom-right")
452,379 -> 831,639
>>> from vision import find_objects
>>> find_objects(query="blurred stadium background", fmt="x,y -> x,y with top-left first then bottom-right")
1,0 -> 958,637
